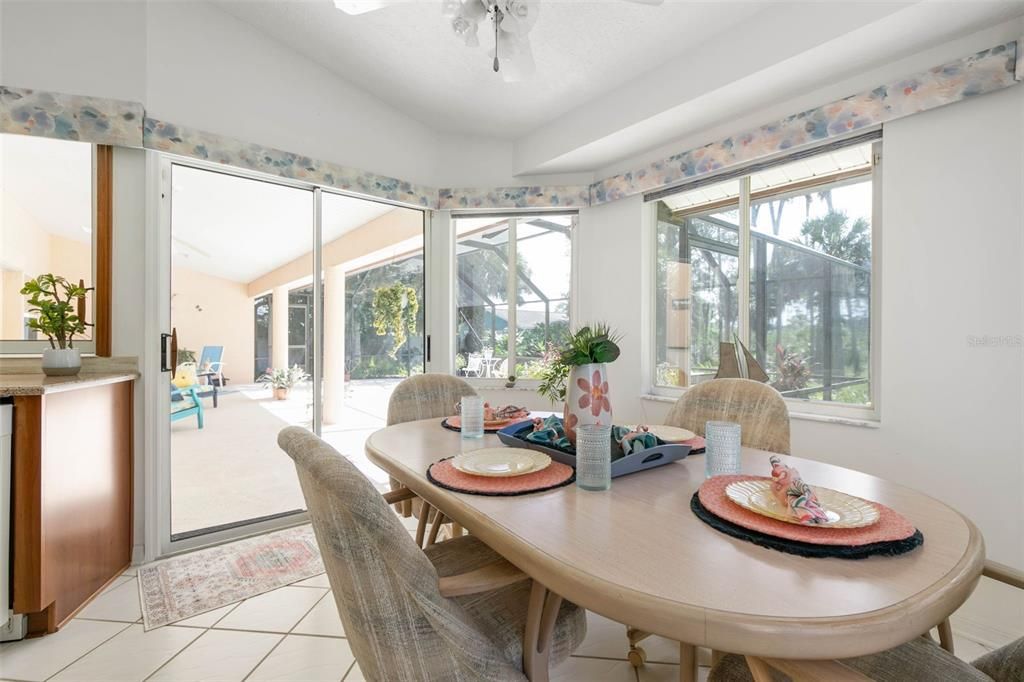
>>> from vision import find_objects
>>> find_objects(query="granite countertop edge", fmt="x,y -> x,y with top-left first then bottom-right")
0,372 -> 140,397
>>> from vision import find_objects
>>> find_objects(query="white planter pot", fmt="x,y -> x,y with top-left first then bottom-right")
42,348 -> 81,377
564,362 -> 613,444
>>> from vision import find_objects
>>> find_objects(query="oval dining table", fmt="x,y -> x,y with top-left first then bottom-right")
365,419 -> 985,682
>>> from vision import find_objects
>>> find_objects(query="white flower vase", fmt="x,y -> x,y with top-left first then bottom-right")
42,347 -> 81,377
564,362 -> 612,445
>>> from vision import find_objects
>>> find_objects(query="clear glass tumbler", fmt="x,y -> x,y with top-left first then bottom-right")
704,421 -> 742,478
576,423 -> 612,491
460,395 -> 485,440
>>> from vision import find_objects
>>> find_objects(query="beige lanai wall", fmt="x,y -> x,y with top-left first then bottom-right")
172,266 -> 256,384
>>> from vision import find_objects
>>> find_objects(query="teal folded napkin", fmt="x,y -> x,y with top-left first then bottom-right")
524,414 -> 573,450
523,416 -> 659,457
613,426 -> 658,456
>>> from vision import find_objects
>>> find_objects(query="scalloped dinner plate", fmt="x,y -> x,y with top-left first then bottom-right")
644,424 -> 697,443
452,448 -> 551,478
725,479 -> 880,528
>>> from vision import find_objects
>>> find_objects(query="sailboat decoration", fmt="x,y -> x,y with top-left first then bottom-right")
715,334 -> 770,383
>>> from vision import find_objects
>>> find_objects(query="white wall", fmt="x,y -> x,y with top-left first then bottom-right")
111,146 -> 148,556
0,0 -> 147,102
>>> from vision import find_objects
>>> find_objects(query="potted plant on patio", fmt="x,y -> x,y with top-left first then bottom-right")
258,365 -> 309,400
537,323 -> 622,444
20,274 -> 93,376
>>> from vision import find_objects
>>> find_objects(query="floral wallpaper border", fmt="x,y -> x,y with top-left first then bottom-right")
438,185 -> 590,210
590,41 -> 1020,205
143,118 -> 437,208
1,40 -> 1019,211
0,86 -> 143,147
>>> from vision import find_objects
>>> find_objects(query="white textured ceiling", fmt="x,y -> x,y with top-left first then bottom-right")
213,0 -> 765,137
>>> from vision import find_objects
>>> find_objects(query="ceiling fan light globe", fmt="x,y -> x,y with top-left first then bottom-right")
460,0 -> 489,21
332,0 -> 386,15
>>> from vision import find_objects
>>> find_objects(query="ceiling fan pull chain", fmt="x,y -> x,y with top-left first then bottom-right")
493,4 -> 500,72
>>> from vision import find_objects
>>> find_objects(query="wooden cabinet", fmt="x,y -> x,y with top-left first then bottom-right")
9,376 -> 134,634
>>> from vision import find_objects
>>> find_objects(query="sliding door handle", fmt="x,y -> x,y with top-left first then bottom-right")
160,333 -> 172,372
160,328 -> 179,372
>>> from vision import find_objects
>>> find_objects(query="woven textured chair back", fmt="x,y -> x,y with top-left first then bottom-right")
666,378 -> 791,454
278,426 -> 524,681
387,374 -> 478,426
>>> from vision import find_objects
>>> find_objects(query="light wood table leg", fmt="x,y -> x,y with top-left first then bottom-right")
523,580 -> 563,682
937,618 -> 955,654
415,502 -> 431,548
745,656 -> 776,682
678,643 -> 697,682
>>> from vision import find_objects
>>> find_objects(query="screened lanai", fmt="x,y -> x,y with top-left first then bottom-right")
454,214 -> 573,379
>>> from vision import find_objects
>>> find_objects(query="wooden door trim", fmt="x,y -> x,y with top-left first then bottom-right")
95,144 -> 113,357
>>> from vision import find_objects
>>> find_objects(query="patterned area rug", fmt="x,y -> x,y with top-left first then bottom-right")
139,524 -> 324,630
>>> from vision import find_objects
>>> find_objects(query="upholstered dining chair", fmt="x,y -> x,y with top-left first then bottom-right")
386,374 -> 478,525
706,561 -> 1024,682
278,426 -> 587,682
665,378 -> 791,455
386,373 -> 478,426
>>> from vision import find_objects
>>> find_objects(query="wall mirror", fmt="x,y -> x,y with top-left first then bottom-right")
0,133 -> 111,355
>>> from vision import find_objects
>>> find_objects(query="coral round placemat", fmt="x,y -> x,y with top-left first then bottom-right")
441,416 -> 516,433
428,456 -> 574,496
698,475 -> 918,546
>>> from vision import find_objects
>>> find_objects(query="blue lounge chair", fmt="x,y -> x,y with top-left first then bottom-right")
171,385 -> 204,429
198,346 -> 226,387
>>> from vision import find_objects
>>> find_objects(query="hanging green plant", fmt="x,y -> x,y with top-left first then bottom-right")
371,283 -> 419,359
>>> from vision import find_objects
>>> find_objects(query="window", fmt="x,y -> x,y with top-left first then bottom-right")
652,140 -> 877,410
254,293 -> 272,378
454,213 -> 575,380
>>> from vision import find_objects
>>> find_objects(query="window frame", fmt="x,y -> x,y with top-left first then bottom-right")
646,140 -> 882,422
450,211 -> 578,389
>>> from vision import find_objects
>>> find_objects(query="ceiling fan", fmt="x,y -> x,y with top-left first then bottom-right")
333,0 -> 663,82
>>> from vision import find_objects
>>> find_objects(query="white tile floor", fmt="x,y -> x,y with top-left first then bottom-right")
0,520 -> 998,682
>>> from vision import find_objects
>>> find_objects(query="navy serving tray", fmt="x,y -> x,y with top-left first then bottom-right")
496,420 -> 692,479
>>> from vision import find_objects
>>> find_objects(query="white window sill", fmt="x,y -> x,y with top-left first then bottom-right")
462,377 -> 540,391
639,394 -> 880,429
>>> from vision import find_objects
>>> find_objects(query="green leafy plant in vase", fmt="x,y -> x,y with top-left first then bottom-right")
258,365 -> 310,400
21,274 -> 93,376
537,323 -> 622,444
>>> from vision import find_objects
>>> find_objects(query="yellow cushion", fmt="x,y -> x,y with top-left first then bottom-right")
173,363 -> 198,388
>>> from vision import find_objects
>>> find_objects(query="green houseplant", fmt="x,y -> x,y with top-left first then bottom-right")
537,324 -> 622,443
258,365 -> 309,400
20,274 -> 93,376
371,283 -> 419,359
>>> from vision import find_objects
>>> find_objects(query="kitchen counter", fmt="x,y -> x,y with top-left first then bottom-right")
6,370 -> 135,633
0,372 -> 138,397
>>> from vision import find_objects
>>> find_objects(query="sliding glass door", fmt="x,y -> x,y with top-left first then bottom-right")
166,164 -> 314,543
157,159 -> 427,554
